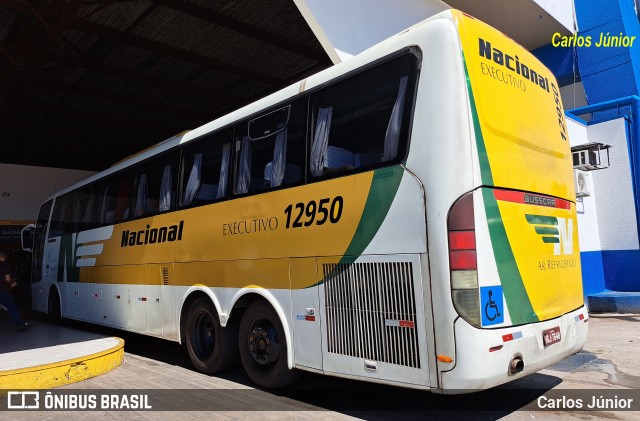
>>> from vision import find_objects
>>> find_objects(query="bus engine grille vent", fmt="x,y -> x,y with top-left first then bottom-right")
323,262 -> 420,369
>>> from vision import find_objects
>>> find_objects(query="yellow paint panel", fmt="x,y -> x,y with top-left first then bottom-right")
86,265 -> 113,285
173,259 -> 290,290
113,265 -> 145,285
497,199 -> 583,320
455,11 -> 575,200
290,257 -> 318,290
144,264 -> 162,285
80,267 -> 90,283
96,172 -> 374,267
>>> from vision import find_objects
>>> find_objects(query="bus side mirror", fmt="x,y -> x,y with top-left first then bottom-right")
21,224 -> 35,252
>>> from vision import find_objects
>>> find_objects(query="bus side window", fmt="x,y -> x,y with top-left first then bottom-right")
309,56 -> 415,178
233,99 -> 306,196
98,177 -> 121,225
144,157 -> 178,214
133,172 -> 148,218
115,178 -> 132,221
50,193 -> 74,237
180,130 -> 233,208
74,186 -> 93,232
159,163 -> 174,212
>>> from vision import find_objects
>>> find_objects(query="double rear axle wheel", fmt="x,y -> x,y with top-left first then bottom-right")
184,298 -> 300,388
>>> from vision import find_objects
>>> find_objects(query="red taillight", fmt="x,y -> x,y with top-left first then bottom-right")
448,193 -> 477,271
448,231 -> 476,250
448,192 -> 480,327
450,250 -> 477,270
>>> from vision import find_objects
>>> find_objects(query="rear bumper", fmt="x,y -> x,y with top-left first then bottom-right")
440,305 -> 588,392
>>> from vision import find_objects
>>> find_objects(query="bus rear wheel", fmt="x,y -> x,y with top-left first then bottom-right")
185,296 -> 237,374
238,300 -> 300,389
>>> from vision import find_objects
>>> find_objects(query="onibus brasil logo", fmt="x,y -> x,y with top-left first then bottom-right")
525,214 -> 573,256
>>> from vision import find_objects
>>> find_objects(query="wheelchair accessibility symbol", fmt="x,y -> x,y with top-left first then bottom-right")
481,286 -> 504,326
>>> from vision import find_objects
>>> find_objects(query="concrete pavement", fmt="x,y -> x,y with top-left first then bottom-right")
0,313 -> 638,419
0,316 -> 123,389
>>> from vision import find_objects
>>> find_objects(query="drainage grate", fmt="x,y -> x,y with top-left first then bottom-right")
323,262 -> 420,368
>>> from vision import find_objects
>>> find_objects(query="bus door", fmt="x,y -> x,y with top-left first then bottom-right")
144,263 -> 176,337
114,265 -> 146,332
290,258 -> 323,371
30,200 -> 53,313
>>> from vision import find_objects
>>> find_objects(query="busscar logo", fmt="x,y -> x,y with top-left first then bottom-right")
523,194 -> 556,208
525,214 -> 573,256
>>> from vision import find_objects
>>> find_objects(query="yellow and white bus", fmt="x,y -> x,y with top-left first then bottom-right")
22,10 -> 587,392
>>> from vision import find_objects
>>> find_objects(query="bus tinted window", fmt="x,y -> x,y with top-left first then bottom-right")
132,155 -> 178,217
50,192 -> 75,237
249,107 -> 289,140
32,199 -> 52,284
310,54 -> 416,178
74,186 -> 94,232
234,99 -> 306,195
95,172 -> 135,226
181,130 -> 234,207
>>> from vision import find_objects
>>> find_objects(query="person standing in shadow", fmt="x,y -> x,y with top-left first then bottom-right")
0,250 -> 30,332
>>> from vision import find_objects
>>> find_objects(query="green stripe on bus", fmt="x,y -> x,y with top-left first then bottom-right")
542,237 -> 560,244
482,189 -> 538,325
341,166 -> 404,261
463,55 -> 537,325
463,59 -> 493,186
525,215 -> 558,225
535,227 -> 559,235
311,166 -> 404,287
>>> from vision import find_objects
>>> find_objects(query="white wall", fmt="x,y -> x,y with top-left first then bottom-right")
561,81 -> 588,111
0,164 -> 95,221
587,119 -> 640,251
294,0 -> 449,62
568,116 -> 639,253
567,117 -> 601,252
533,0 -> 576,32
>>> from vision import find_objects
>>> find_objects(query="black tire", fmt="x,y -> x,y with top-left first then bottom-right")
238,300 -> 301,388
48,288 -> 61,322
185,296 -> 238,374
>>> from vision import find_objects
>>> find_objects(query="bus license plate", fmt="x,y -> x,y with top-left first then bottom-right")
543,326 -> 561,347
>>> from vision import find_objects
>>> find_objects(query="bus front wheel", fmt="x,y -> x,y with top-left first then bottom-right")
238,300 -> 300,388
185,296 -> 237,374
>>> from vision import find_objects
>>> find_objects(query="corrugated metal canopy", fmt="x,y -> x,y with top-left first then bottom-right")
0,0 -> 332,170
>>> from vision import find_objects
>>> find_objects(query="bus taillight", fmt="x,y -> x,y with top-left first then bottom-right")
448,193 -> 480,327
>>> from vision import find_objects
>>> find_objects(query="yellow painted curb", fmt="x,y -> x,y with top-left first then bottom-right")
0,338 -> 124,390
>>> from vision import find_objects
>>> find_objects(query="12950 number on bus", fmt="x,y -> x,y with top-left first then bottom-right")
284,196 -> 343,229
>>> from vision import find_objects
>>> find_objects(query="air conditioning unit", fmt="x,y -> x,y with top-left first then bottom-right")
574,169 -> 590,197
572,150 -> 598,168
